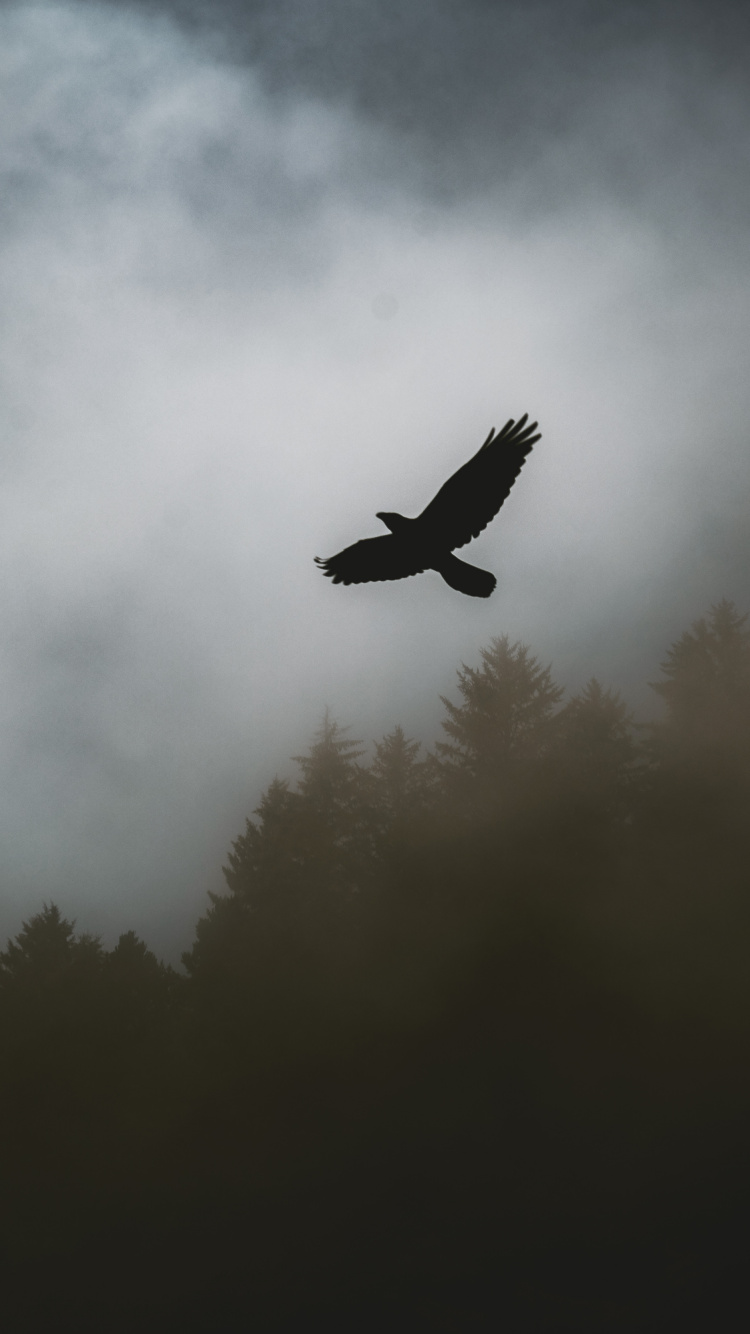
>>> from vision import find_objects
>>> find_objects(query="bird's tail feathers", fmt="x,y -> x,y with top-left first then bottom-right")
435,553 -> 496,598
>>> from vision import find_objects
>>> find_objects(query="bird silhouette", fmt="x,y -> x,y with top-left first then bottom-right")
315,414 -> 540,598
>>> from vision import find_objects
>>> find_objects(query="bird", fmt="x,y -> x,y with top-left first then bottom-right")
314,413 -> 540,598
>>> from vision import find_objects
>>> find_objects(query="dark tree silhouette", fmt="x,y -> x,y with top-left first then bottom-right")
315,414 -> 540,597
370,725 -> 427,827
651,599 -> 750,762
0,902 -> 79,986
293,711 -> 366,822
0,905 -> 106,1135
211,713 -> 369,913
104,930 -> 177,1037
183,776 -> 309,995
554,678 -> 638,816
0,903 -> 103,1021
222,777 -> 306,906
185,714 -> 372,990
640,599 -> 750,895
0,908 -> 175,1080
433,636 -> 563,809
292,711 -> 374,893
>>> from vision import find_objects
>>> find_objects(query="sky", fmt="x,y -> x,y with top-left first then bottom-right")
1,0 -> 749,958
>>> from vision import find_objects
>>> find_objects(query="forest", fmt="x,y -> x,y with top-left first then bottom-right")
1,599 -> 749,1331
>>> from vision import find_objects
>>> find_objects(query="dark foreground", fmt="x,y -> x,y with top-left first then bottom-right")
2,604 -> 749,1330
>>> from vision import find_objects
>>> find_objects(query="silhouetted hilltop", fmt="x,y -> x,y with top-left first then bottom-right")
2,601 -> 749,1330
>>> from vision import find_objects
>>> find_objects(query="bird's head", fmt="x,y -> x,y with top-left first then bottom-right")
376,511 -> 409,534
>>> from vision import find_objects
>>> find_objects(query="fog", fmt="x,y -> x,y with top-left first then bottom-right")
1,0 -> 749,956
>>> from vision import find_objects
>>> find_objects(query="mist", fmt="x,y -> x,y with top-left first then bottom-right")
1,0 -> 749,956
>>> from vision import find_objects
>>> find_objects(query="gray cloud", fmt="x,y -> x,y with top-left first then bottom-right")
1,0 -> 749,956
71,1 -> 750,210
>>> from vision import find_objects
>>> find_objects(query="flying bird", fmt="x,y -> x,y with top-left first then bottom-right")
315,414 -> 540,598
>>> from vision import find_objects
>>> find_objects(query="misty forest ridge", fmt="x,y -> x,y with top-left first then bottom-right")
3,601 -> 750,1329
315,413 -> 540,597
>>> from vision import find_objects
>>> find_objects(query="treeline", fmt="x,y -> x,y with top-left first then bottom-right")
2,600 -> 750,1331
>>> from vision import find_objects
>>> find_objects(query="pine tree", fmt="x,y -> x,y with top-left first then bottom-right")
185,716 -> 371,987
104,931 -> 177,1033
292,710 -> 373,893
370,725 -> 427,826
433,636 -> 564,812
646,599 -> 750,836
222,777 -> 306,906
554,678 -> 637,816
294,710 -> 365,821
184,778 -> 305,982
0,903 -> 102,993
0,905 -> 106,1113
651,599 -> 750,756
217,711 -> 369,918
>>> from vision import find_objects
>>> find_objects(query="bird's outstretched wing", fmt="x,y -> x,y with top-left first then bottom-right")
415,414 -> 541,551
315,536 -> 426,585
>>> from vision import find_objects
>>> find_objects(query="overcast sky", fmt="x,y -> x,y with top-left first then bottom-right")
1,0 -> 749,957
